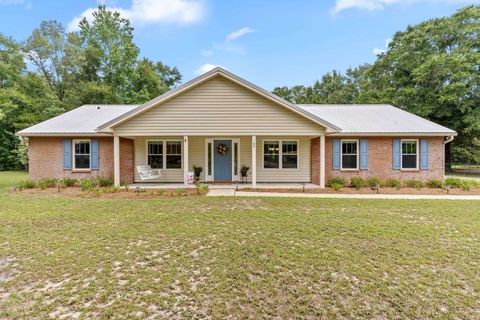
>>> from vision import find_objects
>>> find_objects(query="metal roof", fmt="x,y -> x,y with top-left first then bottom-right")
298,104 -> 457,136
17,105 -> 138,136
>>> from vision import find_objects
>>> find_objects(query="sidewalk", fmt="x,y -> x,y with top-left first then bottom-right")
207,189 -> 480,200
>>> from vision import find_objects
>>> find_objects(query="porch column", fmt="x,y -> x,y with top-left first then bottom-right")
183,136 -> 189,186
320,135 -> 325,188
114,135 -> 120,187
251,135 -> 256,188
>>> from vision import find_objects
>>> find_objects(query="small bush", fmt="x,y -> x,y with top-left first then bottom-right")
18,179 -> 36,191
96,176 -> 114,187
385,178 -> 401,189
157,189 -> 166,195
366,177 -> 382,188
327,177 -> 347,187
350,177 -> 366,190
60,177 -> 77,188
460,179 -> 475,191
330,182 -> 343,191
426,179 -> 443,189
80,178 -> 97,192
405,179 -> 423,189
37,178 -> 57,190
198,183 -> 208,193
444,177 -> 462,188
175,188 -> 187,196
103,186 -> 120,193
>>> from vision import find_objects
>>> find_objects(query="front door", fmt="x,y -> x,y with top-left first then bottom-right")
214,140 -> 232,181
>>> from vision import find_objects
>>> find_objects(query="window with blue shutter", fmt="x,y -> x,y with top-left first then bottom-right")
63,139 -> 72,170
360,139 -> 368,170
420,139 -> 429,170
333,139 -> 341,170
91,139 -> 99,170
392,139 -> 401,170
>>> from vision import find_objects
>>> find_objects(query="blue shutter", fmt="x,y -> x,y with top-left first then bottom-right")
420,139 -> 429,170
91,139 -> 99,170
393,139 -> 401,170
360,139 -> 368,170
63,139 -> 72,170
333,139 -> 341,170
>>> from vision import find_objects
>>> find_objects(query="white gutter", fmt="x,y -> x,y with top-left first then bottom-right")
444,135 -> 455,144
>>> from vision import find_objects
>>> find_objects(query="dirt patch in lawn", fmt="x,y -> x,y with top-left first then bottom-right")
248,187 -> 480,195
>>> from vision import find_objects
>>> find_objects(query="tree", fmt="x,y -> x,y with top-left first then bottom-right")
79,5 -> 139,101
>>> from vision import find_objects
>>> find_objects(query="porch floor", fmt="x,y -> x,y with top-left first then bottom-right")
127,182 -> 321,190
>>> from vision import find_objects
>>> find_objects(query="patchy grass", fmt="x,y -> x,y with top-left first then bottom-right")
0,171 -> 479,318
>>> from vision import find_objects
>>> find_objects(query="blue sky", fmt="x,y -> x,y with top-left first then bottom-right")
0,0 -> 478,89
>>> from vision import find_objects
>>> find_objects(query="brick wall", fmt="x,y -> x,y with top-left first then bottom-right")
28,137 -> 134,185
311,137 -> 320,185
323,136 -> 445,183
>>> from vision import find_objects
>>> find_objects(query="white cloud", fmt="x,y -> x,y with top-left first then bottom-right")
195,63 -> 226,75
332,0 -> 474,14
68,0 -> 205,32
225,27 -> 255,42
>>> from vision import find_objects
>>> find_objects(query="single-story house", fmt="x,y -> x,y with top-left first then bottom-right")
17,67 -> 457,188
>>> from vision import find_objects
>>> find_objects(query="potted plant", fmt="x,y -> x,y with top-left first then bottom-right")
193,165 -> 203,184
240,165 -> 249,178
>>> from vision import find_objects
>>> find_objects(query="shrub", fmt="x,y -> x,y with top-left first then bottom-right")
198,183 -> 208,194
60,177 -> 77,188
157,189 -> 166,195
327,177 -> 347,187
96,176 -> 114,187
426,179 -> 443,189
366,177 -> 382,188
460,179 -> 475,191
37,178 -> 56,190
330,182 -> 343,191
175,188 -> 187,196
444,177 -> 463,188
18,179 -> 36,191
405,179 -> 423,189
350,177 -> 366,190
103,186 -> 120,193
385,178 -> 401,189
80,178 -> 97,192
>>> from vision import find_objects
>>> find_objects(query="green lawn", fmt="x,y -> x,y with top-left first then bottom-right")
0,171 -> 479,319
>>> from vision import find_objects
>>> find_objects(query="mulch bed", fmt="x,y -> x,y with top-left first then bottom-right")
248,187 -> 480,195
14,187 -> 203,198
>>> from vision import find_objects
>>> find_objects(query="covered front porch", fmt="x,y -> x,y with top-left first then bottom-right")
113,135 -> 326,188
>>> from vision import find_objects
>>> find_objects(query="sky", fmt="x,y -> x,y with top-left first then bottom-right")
0,0 -> 478,90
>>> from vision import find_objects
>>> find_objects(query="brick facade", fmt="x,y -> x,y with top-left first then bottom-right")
323,136 -> 445,183
310,137 -> 320,185
28,137 -> 134,185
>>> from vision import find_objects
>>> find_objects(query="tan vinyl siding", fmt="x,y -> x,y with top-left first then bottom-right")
133,136 -> 311,183
114,76 -> 324,136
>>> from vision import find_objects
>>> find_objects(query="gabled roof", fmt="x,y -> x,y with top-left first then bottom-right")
298,104 -> 457,136
17,105 -> 138,136
97,67 -> 341,132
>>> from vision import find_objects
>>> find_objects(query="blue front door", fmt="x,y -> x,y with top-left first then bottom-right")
214,140 -> 232,181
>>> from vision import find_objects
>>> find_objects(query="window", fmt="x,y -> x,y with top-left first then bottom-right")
401,140 -> 418,169
73,140 -> 90,170
341,140 -> 358,170
263,140 -> 298,169
282,141 -> 298,169
147,141 -> 163,169
166,141 -> 182,169
207,142 -> 212,175
234,142 -> 239,175
264,141 -> 280,169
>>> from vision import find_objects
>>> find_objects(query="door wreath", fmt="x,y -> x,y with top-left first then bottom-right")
216,143 -> 229,156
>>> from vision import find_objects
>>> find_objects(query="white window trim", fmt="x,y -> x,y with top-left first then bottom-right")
72,139 -> 91,171
262,139 -> 299,170
340,139 -> 359,171
145,139 -> 183,171
204,138 -> 241,182
400,139 -> 419,171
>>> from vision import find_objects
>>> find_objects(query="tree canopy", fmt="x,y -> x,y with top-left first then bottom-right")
273,6 -> 480,163
0,6 -> 182,170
